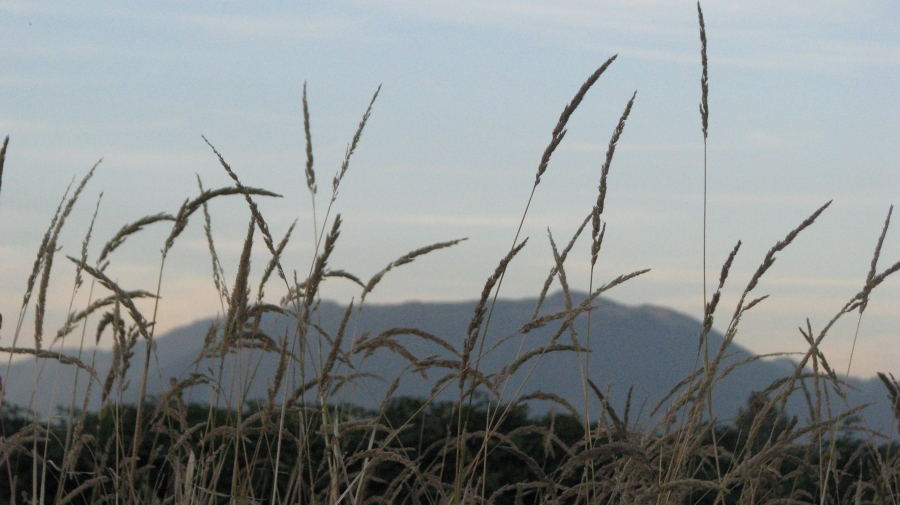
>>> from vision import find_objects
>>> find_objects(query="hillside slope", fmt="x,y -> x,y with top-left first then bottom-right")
2,292 -> 894,434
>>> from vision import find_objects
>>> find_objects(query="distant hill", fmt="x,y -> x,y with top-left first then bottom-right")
2,292 -> 895,434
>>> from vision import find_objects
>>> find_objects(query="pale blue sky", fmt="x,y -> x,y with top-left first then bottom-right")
1,1 -> 899,377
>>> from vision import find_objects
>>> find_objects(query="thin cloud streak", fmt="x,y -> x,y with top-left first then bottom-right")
0,3 -> 364,42
355,0 -> 899,73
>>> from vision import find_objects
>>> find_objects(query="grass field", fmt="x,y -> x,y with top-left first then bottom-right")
2,4 -> 900,504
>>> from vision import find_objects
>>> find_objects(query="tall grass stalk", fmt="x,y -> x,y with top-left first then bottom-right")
2,7 -> 900,504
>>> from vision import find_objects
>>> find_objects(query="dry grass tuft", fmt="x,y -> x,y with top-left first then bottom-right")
1,7 -> 900,505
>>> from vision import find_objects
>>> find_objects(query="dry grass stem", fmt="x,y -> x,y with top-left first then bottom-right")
536,55 -> 617,187
333,85 -> 381,200
0,135 -> 8,203
2,12 -> 900,503
303,81 -> 316,196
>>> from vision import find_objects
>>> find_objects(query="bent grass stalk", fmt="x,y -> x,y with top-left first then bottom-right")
3,8 -> 900,503
462,58 -> 619,501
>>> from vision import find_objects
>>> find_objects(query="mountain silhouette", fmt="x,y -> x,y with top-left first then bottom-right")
2,292 -> 894,435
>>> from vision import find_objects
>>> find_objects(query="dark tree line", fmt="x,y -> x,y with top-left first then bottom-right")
0,393 -> 897,505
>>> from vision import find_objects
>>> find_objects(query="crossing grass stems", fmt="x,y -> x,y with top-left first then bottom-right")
2,4 -> 900,504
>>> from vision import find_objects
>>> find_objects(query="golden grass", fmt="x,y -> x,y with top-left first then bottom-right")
1,4 -> 900,505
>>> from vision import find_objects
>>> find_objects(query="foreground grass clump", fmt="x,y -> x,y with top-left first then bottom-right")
2,5 -> 900,504
1,396 -> 898,505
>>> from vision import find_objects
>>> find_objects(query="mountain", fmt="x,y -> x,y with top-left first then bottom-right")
2,292 -> 895,435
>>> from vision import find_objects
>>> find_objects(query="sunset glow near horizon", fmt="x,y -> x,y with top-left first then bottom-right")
0,1 -> 899,378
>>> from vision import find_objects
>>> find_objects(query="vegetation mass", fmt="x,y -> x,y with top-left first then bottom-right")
2,4 -> 900,504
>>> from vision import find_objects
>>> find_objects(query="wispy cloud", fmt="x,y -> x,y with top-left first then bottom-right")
0,74 -> 56,86
148,11 -> 363,41
354,0 -> 881,33
566,128 -> 818,154
606,191 -> 893,209
5,1 -> 895,73
0,2 -> 364,42
350,212 -> 522,228
348,0 -> 899,72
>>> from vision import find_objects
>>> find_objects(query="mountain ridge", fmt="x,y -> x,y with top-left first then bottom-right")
2,292 -> 894,435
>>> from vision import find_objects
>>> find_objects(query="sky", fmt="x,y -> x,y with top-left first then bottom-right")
0,1 -> 898,379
